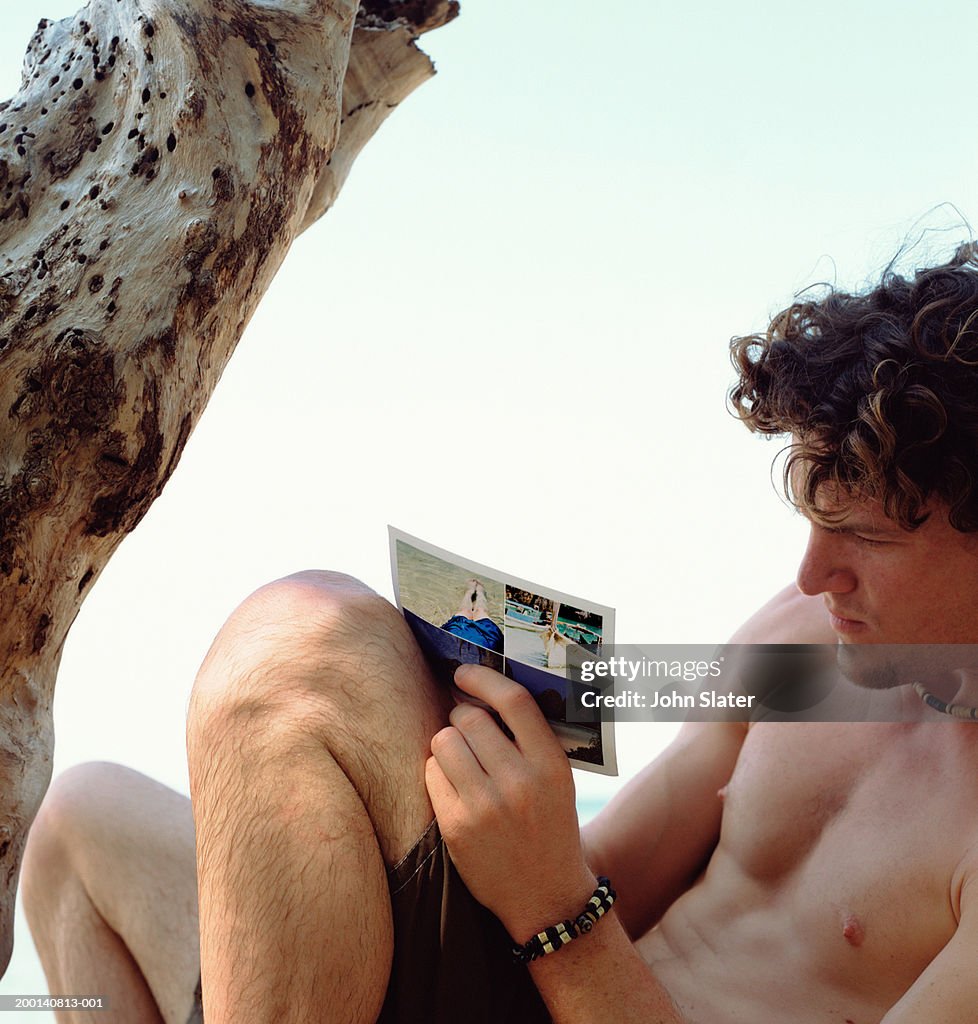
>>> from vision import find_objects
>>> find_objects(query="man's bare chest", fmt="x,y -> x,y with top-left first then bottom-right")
715,722 -> 978,979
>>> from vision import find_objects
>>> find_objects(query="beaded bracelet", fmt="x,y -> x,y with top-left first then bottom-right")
511,877 -> 616,964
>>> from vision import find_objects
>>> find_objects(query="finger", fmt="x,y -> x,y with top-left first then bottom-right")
453,664 -> 557,757
429,724 -> 487,797
449,702 -> 521,774
424,754 -> 458,818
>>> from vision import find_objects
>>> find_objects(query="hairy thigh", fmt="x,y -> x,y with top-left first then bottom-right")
24,763 -> 199,1024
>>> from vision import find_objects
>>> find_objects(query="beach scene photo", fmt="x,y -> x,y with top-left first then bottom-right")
396,540 -> 505,653
505,660 -> 604,766
504,586 -> 604,676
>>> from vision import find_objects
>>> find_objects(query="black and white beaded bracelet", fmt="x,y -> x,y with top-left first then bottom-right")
511,877 -> 616,964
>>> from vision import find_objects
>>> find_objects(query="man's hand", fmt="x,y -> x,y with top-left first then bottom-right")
425,664 -> 596,941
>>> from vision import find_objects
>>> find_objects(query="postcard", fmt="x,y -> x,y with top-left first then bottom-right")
389,527 -> 617,776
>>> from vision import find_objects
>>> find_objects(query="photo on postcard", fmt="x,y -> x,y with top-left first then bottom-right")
396,540 -> 505,654
390,527 -> 618,776
504,659 -> 605,767
402,609 -> 505,691
504,586 -> 603,676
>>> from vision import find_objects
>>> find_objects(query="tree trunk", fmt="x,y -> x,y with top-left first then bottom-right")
0,0 -> 456,973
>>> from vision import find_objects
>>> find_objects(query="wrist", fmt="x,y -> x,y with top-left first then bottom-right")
501,866 -> 600,945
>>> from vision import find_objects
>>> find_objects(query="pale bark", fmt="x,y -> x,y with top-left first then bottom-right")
0,0 -> 456,973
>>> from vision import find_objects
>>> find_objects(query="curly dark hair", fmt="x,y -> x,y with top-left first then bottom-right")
729,242 -> 978,531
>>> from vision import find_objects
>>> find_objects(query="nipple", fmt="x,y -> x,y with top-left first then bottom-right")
842,914 -> 864,947
717,785 -> 728,802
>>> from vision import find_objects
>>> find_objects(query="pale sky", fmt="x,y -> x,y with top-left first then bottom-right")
2,0 -> 977,1008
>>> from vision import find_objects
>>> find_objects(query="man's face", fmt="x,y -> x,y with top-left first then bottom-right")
795,496 -> 978,646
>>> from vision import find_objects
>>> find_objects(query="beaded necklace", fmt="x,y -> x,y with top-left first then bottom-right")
913,682 -> 978,721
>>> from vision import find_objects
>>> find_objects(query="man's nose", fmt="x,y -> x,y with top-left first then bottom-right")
795,528 -> 857,597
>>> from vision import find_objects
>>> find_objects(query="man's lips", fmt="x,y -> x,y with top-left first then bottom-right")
827,608 -> 867,632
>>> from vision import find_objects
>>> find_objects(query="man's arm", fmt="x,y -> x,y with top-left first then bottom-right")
519,902 -> 684,1023
881,872 -> 978,1023
580,721 -> 745,939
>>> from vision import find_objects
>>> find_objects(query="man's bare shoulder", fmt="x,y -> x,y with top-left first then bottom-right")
727,584 -> 836,644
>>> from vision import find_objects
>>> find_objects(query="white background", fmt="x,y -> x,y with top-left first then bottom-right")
2,0 -> 977,1013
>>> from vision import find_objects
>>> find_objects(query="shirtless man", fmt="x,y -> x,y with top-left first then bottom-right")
20,243 -> 978,1023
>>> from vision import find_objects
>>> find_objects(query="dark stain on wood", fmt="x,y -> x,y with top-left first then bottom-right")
9,327 -> 121,433
136,326 -> 177,368
32,614 -> 51,654
356,0 -> 459,33
86,379 -> 165,537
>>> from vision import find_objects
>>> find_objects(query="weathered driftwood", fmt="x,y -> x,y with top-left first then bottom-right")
0,0 -> 456,973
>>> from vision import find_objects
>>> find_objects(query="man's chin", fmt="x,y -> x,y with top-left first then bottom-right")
836,643 -> 978,689
834,643 -> 906,690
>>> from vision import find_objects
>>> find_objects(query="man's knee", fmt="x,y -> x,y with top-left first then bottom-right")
188,570 -> 421,744
21,762 -> 130,913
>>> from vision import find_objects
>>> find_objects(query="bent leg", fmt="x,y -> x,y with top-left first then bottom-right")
188,571 -> 452,1024
20,762 -> 200,1024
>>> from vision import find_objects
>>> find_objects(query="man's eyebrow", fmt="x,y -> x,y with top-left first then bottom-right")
818,522 -> 900,536
796,508 -> 904,535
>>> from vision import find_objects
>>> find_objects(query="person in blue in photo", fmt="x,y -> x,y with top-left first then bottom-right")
440,578 -> 504,653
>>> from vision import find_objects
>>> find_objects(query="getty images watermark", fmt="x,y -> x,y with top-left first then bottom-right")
578,653 -> 753,710
563,645 -> 978,724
